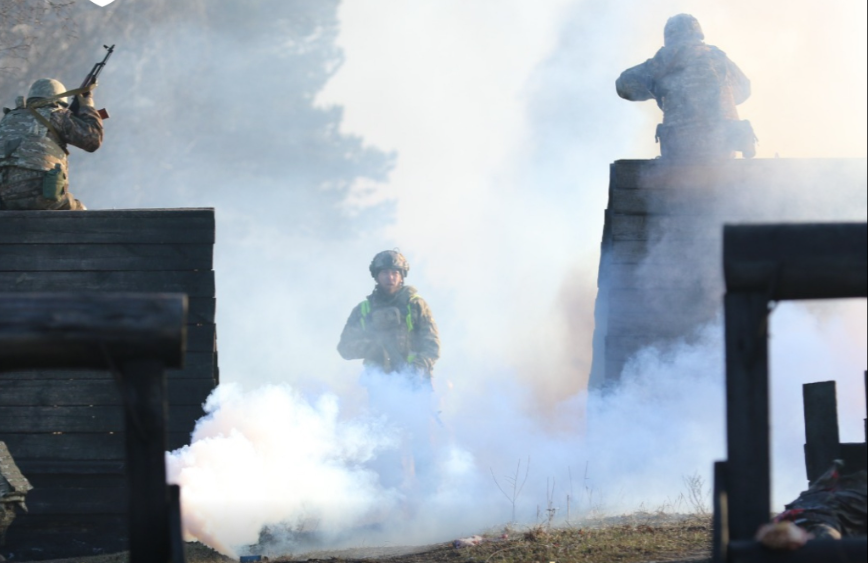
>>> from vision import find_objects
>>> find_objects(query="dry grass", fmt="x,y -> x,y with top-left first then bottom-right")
273,515 -> 712,563
24,516 -> 712,563
455,516 -> 711,563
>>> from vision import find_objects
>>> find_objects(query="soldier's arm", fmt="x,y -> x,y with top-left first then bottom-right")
410,297 -> 440,373
616,58 -> 657,102
53,106 -> 103,153
724,57 -> 751,105
337,305 -> 371,360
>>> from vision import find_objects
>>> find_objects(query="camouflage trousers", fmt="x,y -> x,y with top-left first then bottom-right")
656,119 -> 756,161
0,166 -> 85,211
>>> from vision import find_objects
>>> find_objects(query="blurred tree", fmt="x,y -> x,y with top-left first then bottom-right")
0,0 -> 75,73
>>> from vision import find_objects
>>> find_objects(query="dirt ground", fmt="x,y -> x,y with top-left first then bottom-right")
23,516 -> 712,563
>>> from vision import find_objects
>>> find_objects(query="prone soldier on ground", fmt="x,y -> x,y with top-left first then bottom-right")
757,460 -> 867,550
616,13 -> 756,160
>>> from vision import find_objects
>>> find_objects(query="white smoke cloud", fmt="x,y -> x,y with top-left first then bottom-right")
6,0 -> 865,557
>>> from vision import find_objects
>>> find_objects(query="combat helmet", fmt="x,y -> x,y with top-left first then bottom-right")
369,250 -> 410,279
664,14 -> 704,47
26,78 -> 69,107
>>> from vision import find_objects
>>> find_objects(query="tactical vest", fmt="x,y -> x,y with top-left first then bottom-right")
0,107 -> 69,178
359,292 -> 422,365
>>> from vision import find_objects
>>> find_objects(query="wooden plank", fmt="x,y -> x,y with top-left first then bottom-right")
605,260 -> 720,289
609,214 -> 717,242
0,378 -> 215,406
0,243 -> 213,271
609,187 -> 733,215
0,293 -> 186,371
724,223 -> 868,300
802,381 -> 841,483
611,158 -> 867,192
840,442 -> 867,474
0,270 -> 215,296
0,208 -> 215,244
16,459 -> 125,475
727,538 -> 866,563
724,291 -> 771,541
5,514 -> 127,560
189,297 -> 216,324
187,323 -> 216,352
0,405 -> 204,433
26,483 -> 127,515
0,353 -> 217,380
1,432 -> 191,461
712,461 -> 728,563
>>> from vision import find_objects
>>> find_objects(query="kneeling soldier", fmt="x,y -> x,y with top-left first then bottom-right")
0,78 -> 104,211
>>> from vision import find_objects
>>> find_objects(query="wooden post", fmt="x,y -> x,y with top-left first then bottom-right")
802,381 -> 841,484
169,485 -> 186,563
0,293 -> 188,563
712,461 -> 728,563
122,359 -> 171,563
724,291 -> 771,541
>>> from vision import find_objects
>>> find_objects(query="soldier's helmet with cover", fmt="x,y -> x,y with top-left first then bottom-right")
369,250 -> 410,279
26,78 -> 69,107
664,14 -> 704,47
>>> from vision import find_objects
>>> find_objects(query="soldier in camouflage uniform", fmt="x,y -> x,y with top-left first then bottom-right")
0,78 -> 104,211
772,460 -> 867,541
338,250 -> 441,385
0,442 -> 33,549
616,14 -> 756,160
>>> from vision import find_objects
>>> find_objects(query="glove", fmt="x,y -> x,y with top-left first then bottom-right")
364,341 -> 389,365
75,93 -> 95,109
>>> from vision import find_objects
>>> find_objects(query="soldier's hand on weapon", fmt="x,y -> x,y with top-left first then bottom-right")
364,341 -> 389,365
75,81 -> 96,110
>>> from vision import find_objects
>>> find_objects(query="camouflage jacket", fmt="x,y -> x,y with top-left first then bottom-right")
0,103 -> 103,181
338,285 -> 440,376
616,41 -> 750,126
775,463 -> 867,538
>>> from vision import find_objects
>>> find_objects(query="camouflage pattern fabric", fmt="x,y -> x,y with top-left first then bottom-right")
616,35 -> 754,160
0,101 -> 102,210
0,442 -> 33,547
774,462 -> 867,540
338,285 -> 440,381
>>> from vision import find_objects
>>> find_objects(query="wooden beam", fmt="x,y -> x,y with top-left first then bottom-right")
728,538 -> 867,562
0,209 -> 215,244
0,293 -> 186,370
0,244 -> 213,272
724,291 -> 771,541
724,223 -> 868,300
122,359 -> 171,563
0,271 -> 214,296
802,381 -> 841,483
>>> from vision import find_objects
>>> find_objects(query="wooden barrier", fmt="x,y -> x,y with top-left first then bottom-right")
0,293 -> 187,563
0,209 -> 218,561
714,222 -> 868,563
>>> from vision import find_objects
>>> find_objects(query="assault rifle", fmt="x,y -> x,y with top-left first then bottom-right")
70,43 -> 114,119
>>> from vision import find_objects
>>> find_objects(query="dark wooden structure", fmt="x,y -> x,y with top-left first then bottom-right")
713,222 -> 867,563
0,294 -> 188,563
0,209 -> 218,561
802,377 -> 868,484
590,158 -> 867,389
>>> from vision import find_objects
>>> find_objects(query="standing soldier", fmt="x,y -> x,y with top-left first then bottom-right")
0,77 -> 104,210
338,250 -> 441,384
616,14 -> 756,160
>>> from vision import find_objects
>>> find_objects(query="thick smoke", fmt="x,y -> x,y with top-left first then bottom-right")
4,0 -> 866,558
